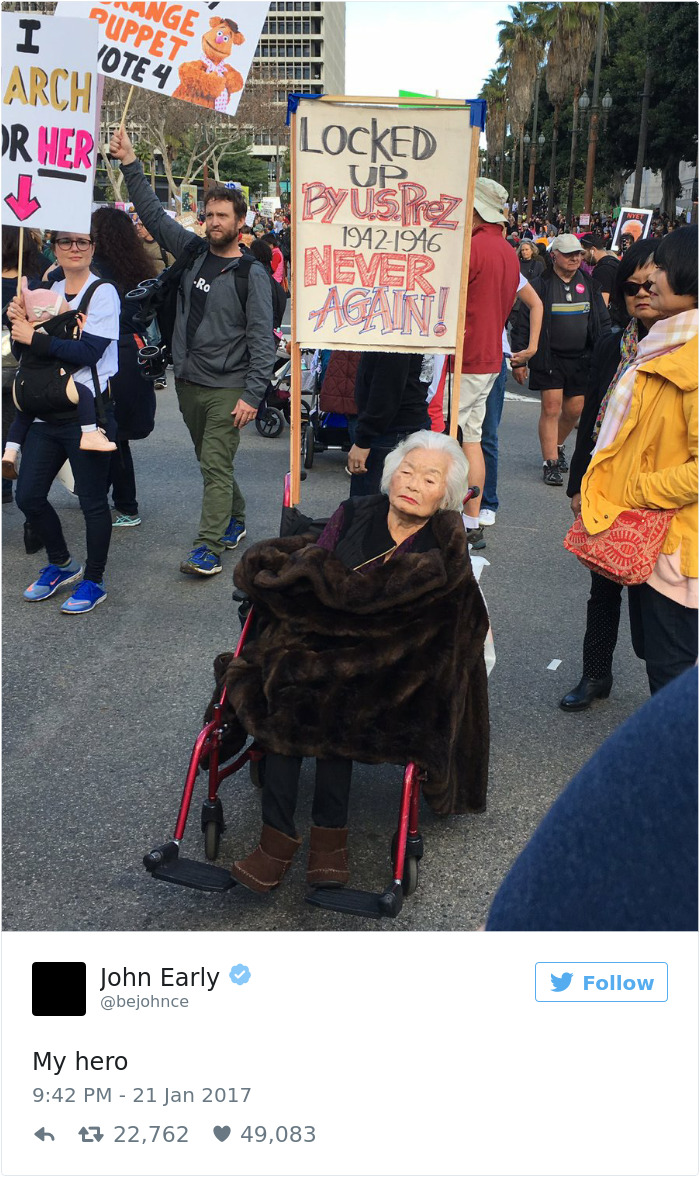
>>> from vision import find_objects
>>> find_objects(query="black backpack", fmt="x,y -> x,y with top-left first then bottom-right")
126,235 -> 208,360
126,245 -> 273,354
13,278 -> 114,425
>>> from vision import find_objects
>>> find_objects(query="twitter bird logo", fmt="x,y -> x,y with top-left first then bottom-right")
551,972 -> 573,992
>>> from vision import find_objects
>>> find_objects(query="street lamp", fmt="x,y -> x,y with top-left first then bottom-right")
601,89 -> 613,132
523,131 -> 531,147
578,89 -> 590,115
538,132 -> 546,148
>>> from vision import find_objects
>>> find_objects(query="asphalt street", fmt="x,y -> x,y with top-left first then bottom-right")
2,359 -> 649,932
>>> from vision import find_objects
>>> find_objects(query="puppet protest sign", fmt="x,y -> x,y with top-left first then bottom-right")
1,13 -> 99,232
55,2 -> 269,117
610,206 -> 653,253
293,99 -> 473,351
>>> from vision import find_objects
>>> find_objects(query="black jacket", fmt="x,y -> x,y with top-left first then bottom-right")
566,333 -> 622,499
511,267 -> 611,378
354,352 -> 428,448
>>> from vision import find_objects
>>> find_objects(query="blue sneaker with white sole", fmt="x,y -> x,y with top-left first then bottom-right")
180,544 -> 223,576
24,559 -> 82,601
219,519 -> 247,549
61,579 -> 107,614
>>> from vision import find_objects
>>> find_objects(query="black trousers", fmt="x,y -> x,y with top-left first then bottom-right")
261,753 -> 352,838
108,440 -> 138,517
628,583 -> 698,695
582,571 -> 624,679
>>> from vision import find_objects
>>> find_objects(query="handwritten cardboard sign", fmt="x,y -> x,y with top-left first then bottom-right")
293,99 -> 473,351
55,1 -> 269,117
1,13 -> 99,231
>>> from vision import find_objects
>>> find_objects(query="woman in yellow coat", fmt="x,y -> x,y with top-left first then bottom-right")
580,227 -> 698,694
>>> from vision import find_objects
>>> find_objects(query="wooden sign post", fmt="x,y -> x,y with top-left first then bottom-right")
288,95 -> 483,506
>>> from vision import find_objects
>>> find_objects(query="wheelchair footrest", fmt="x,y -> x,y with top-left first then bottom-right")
305,882 -> 403,919
150,857 -> 236,892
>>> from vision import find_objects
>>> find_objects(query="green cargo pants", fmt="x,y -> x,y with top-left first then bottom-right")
175,380 -> 247,556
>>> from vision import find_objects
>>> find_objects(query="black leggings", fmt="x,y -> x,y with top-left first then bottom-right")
582,571 -> 624,679
261,753 -> 352,838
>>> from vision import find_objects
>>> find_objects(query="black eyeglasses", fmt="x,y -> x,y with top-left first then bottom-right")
54,237 -> 93,252
622,279 -> 653,297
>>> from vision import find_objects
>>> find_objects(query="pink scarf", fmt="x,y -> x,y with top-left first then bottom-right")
593,309 -> 698,454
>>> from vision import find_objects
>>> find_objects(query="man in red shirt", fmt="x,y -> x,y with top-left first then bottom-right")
460,179 -> 520,547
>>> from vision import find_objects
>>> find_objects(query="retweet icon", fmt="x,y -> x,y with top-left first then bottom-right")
551,972 -> 573,992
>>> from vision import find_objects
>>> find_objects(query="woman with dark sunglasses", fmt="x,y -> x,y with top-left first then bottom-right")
6,230 -> 121,614
562,230 -> 698,704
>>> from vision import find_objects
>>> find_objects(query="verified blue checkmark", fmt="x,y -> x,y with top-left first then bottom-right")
229,964 -> 251,986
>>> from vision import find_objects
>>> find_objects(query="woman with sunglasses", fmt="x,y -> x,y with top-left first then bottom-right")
563,229 -> 698,701
7,231 -> 121,614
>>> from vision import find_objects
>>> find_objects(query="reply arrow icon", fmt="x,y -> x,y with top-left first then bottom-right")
4,175 -> 41,222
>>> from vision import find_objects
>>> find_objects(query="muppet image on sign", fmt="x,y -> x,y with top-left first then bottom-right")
173,17 -> 245,111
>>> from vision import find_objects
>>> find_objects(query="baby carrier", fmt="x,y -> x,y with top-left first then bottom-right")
12,278 -> 113,425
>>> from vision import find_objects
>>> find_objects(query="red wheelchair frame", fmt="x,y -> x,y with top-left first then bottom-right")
142,475 -> 487,918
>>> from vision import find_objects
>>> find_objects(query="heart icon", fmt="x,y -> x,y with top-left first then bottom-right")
213,1126 -> 231,1142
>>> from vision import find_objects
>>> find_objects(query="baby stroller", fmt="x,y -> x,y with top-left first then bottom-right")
255,341 -> 315,439
299,350 -> 354,470
142,477 -> 484,919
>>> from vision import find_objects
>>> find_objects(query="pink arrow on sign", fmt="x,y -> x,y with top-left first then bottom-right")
4,175 -> 41,221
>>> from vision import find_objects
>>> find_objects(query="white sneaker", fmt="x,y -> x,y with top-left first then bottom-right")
479,509 -> 496,527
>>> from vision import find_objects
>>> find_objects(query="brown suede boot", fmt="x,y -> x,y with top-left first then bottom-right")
231,825 -> 302,894
306,826 -> 349,888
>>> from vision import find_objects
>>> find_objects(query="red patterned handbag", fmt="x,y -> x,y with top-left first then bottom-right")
563,509 -> 677,585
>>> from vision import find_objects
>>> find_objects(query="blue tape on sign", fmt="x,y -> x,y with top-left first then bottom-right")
287,94 -> 487,129
286,93 -> 323,125
467,99 -> 487,131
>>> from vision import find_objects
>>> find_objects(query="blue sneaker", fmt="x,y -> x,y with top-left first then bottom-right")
24,559 -> 82,601
61,579 -> 107,614
219,519 -> 247,549
180,544 -> 223,576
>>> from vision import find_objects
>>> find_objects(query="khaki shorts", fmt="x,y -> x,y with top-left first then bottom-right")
458,372 -> 499,442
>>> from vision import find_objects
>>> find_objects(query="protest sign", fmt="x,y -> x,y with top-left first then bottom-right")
1,13 -> 99,231
55,1 -> 269,117
611,206 -> 653,252
180,182 -> 198,214
260,196 -> 277,218
292,98 -> 474,352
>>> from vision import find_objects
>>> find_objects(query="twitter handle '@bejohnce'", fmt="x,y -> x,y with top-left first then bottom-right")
535,962 -> 668,1001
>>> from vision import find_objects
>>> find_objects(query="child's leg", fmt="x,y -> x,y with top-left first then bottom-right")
2,409 -> 32,478
76,385 -> 98,433
77,384 -> 117,452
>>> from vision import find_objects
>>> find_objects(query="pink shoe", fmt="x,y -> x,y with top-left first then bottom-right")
79,430 -> 117,453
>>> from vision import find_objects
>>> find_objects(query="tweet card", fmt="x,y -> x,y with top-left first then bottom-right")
2,931 -> 698,1176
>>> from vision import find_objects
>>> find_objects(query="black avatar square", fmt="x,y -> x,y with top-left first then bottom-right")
32,962 -> 86,1016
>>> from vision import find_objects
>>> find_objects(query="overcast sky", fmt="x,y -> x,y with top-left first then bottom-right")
345,1 -> 512,101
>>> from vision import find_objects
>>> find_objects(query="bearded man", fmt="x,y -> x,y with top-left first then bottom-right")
109,127 -> 275,576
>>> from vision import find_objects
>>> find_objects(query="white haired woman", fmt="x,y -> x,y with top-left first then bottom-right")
220,431 -> 491,897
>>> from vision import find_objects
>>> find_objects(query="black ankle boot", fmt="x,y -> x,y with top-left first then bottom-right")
560,675 -> 613,711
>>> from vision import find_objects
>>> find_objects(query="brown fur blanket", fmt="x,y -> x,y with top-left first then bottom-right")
209,511 -> 490,815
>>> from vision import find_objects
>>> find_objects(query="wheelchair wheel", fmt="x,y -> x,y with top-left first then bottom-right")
256,408 -> 284,438
402,856 -> 419,896
301,421 -> 314,469
204,821 -> 221,862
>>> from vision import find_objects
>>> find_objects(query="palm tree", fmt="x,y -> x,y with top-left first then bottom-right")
498,3 -> 542,212
480,67 -> 508,182
561,2 -> 603,224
